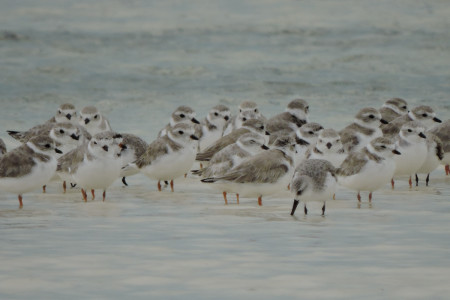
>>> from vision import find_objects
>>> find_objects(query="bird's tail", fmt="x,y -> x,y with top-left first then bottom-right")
121,162 -> 139,177
7,130 -> 26,141
201,177 -> 217,183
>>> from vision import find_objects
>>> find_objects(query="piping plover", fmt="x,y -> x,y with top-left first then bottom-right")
337,137 -> 400,203
78,106 -> 112,136
7,104 -> 78,142
0,135 -> 62,207
392,121 -> 428,189
382,105 -> 442,137
197,104 -> 231,151
428,119 -> 450,175
193,132 -> 269,204
223,101 -> 262,135
340,107 -> 388,152
290,159 -> 337,216
266,99 -> 309,133
379,98 -> 409,123
292,122 -> 324,166
415,133 -> 443,186
196,118 -> 269,163
57,132 -> 124,201
201,135 -> 295,206
307,128 -> 347,168
118,133 -> 148,186
158,106 -> 200,137
0,138 -> 6,157
125,123 -> 199,192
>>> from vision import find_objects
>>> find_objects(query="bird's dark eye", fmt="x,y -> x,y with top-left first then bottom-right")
60,129 -> 65,134
407,129 -> 412,132
422,113 -> 428,117
178,130 -> 184,135
239,109 -> 242,113
260,126 -> 264,130
214,112 -> 218,116
250,140 -> 256,143
369,115 -> 375,119
58,110 -> 62,114
254,108 -> 258,113
45,144 -> 51,148
308,131 -> 314,135
381,145 -> 386,149
94,115 -> 98,119
305,106 -> 309,112
402,106 -> 407,109
94,141 -> 97,145
319,139 -> 323,143
180,114 -> 185,118
243,118 -> 247,121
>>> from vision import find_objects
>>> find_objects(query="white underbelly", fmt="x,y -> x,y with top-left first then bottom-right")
73,158 -> 121,190
338,159 -> 395,192
141,149 -> 196,181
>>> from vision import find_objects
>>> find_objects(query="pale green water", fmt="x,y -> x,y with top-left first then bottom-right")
0,0 -> 450,299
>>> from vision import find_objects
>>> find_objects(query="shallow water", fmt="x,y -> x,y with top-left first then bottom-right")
0,0 -> 450,299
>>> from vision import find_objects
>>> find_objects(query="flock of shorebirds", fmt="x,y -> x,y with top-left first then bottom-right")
0,98 -> 448,215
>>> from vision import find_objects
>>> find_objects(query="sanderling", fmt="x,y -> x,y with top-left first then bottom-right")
0,135 -> 62,207
290,159 -> 337,216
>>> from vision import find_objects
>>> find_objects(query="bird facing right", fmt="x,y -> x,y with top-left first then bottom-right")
337,137 -> 401,203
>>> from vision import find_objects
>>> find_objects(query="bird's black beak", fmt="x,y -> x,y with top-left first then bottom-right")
55,148 -> 63,154
102,145 -> 109,152
380,119 -> 389,124
191,118 -> 200,124
190,135 -> 199,140
290,199 -> 299,216
66,114 -> 72,120
265,131 -> 270,136
261,145 -> 269,150
70,133 -> 80,141
419,132 -> 426,139
433,117 -> 442,123
84,118 -> 90,125
119,143 -> 127,150
326,142 -> 332,149
392,149 -> 401,155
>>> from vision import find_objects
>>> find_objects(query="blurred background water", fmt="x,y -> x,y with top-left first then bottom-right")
0,0 -> 449,299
